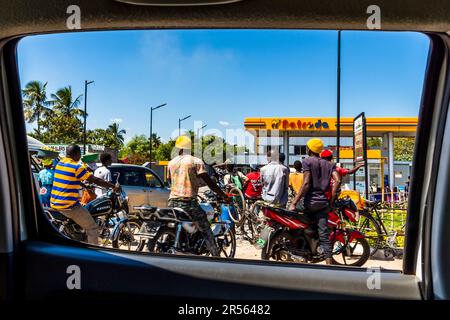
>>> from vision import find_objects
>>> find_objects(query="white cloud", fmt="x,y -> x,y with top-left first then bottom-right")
110,118 -> 123,124
219,121 -> 230,127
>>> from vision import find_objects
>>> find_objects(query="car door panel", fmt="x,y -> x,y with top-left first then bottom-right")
23,241 -> 421,300
144,168 -> 170,208
122,185 -> 148,211
118,168 -> 149,212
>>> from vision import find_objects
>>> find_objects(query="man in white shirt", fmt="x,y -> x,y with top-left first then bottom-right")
260,150 -> 290,207
94,153 -> 112,197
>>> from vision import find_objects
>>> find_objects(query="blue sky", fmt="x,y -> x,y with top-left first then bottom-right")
18,30 -> 429,143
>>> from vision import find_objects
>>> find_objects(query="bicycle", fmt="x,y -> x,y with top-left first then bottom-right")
238,197 -> 274,244
211,166 -> 247,227
352,199 -> 406,258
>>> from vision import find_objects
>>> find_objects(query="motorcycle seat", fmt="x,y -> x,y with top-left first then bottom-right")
271,207 -> 312,225
135,205 -> 158,220
45,208 -> 67,221
156,208 -> 192,221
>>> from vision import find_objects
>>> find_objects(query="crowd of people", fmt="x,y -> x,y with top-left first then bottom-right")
35,136 -> 363,261
36,145 -> 118,244
210,138 -> 364,264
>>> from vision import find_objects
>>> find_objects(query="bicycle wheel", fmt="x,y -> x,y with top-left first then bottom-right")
352,210 -> 384,256
227,186 -> 246,226
240,201 -> 261,243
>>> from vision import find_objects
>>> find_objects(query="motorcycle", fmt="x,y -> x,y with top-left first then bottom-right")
259,197 -> 370,266
45,174 -> 141,250
135,192 -> 236,257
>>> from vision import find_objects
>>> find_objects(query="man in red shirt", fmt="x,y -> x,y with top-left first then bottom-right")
243,164 -> 262,199
320,149 -> 364,199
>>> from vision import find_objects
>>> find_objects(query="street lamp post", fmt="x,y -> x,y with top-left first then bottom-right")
197,124 -> 207,138
336,30 -> 342,163
178,115 -> 192,136
83,80 -> 94,155
149,103 -> 167,165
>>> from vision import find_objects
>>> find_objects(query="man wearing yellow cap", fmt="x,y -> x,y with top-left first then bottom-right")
37,158 -> 55,207
167,135 -> 229,256
288,138 -> 341,265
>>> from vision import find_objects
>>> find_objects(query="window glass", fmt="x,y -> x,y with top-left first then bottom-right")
18,30 -> 428,271
121,169 -> 146,187
145,171 -> 162,188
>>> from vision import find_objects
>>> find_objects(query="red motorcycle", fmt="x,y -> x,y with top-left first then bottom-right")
259,197 -> 370,266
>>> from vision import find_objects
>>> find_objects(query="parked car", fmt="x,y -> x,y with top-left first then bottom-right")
109,164 -> 170,212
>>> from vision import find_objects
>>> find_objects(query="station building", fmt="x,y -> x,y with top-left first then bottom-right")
241,117 -> 417,193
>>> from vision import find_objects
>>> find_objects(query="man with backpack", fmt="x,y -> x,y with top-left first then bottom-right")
223,163 -> 248,191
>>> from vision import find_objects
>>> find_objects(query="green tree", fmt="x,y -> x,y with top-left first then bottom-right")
39,112 -> 83,144
154,139 -> 176,161
22,80 -> 51,140
367,137 -> 382,148
394,137 -> 415,161
86,128 -> 108,145
119,135 -> 150,164
38,85 -> 84,144
105,122 -> 126,151
49,86 -> 84,117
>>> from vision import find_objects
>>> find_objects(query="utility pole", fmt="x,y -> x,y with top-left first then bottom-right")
179,115 -> 192,136
336,30 -> 342,163
149,103 -> 167,164
83,80 -> 94,155
197,124 -> 207,137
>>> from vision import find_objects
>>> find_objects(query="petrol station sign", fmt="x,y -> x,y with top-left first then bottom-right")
353,112 -> 369,198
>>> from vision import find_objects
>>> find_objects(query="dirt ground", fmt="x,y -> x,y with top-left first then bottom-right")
233,236 -> 404,270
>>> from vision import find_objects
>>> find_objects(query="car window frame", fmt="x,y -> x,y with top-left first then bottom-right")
0,31 -> 440,294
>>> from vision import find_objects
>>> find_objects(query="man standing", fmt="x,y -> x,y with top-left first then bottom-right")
94,152 -> 113,197
167,136 -> 229,257
51,145 -> 117,245
223,163 -> 249,191
320,149 -> 364,178
243,164 -> 262,199
260,149 -> 290,207
288,139 -> 341,265
320,149 -> 364,198
38,158 -> 55,207
289,160 -> 304,195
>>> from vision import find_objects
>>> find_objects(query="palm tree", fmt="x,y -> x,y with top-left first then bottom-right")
22,80 -> 51,139
107,122 -> 126,149
49,86 -> 84,118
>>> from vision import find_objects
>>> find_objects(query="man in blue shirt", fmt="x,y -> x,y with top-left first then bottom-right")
38,158 -> 55,207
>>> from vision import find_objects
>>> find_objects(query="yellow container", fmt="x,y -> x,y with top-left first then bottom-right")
339,190 -> 365,210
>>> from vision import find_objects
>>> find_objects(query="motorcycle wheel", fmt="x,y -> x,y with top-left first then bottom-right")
331,237 -> 370,267
261,231 -> 294,261
112,218 -> 142,250
147,226 -> 177,253
212,228 -> 236,258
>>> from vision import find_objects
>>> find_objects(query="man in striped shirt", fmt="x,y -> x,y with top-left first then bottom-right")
51,144 -> 116,244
